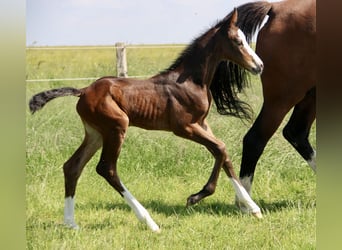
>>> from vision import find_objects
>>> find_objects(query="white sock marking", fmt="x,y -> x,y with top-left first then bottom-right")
240,176 -> 253,195
120,182 -> 160,232
64,196 -> 79,229
307,150 -> 316,173
230,178 -> 261,215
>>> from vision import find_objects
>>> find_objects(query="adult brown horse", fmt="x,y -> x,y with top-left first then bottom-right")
209,0 -> 316,211
29,9 -> 264,232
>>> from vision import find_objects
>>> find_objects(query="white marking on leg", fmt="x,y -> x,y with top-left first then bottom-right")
64,196 -> 79,229
240,176 -> 253,195
307,150 -> 316,173
230,178 -> 262,218
120,182 -> 160,232
235,176 -> 253,213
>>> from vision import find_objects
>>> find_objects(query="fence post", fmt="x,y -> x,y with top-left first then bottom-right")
115,42 -> 128,77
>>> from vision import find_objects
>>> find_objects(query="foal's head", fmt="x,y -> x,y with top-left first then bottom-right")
218,9 -> 263,74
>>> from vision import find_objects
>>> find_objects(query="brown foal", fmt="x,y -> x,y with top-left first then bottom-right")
29,9 -> 263,232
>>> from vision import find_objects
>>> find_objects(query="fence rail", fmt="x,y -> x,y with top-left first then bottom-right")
26,43 -> 186,83
26,45 -> 185,50
26,76 -> 152,83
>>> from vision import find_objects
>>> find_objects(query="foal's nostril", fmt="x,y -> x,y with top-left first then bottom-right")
251,64 -> 263,75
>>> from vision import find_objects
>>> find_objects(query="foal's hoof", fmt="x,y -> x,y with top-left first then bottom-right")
153,228 -> 162,234
186,195 -> 200,207
235,200 -> 263,219
252,211 -> 263,219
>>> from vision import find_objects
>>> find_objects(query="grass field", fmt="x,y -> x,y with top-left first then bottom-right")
26,46 -> 316,249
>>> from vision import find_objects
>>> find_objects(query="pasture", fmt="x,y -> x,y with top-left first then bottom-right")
26,46 -> 316,249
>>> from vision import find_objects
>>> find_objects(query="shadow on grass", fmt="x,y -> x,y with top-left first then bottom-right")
76,197 -> 309,218
258,198 -> 316,213
148,200 -> 241,217
258,199 -> 294,213
76,199 -> 240,216
29,199 -> 314,231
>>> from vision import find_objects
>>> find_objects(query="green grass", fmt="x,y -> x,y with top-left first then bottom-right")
26,46 -> 316,249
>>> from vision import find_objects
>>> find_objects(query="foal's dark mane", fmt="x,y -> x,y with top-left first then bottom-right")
210,2 -> 272,121
165,16 -> 229,73
158,12 -> 256,120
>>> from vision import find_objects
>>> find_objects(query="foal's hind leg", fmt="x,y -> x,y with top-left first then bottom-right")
63,122 -> 102,228
93,106 -> 160,232
283,87 -> 316,172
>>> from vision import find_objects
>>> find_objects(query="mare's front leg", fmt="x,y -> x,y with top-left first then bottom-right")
236,97 -> 292,215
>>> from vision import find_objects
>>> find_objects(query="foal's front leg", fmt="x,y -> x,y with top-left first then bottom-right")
222,160 -> 262,218
174,121 -> 228,205
178,121 -> 262,218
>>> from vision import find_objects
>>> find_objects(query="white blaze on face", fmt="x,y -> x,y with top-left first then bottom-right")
237,29 -> 263,73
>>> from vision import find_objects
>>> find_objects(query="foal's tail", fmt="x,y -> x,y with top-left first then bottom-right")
210,1 -> 272,121
29,87 -> 83,114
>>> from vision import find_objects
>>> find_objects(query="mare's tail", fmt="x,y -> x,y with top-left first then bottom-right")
210,1 -> 272,121
29,87 -> 83,114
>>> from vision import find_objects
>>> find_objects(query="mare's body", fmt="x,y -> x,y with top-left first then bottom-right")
210,0 -> 316,206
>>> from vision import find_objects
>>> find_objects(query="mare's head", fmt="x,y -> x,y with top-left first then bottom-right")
217,9 -> 263,74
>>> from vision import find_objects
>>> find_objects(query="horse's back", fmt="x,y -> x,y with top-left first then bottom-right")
256,0 -> 316,102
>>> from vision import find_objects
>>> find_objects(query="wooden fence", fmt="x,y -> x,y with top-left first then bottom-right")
26,44 -> 185,83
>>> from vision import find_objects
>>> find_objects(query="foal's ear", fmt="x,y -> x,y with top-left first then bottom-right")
229,8 -> 238,27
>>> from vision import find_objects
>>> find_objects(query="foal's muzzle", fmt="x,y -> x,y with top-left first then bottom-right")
250,62 -> 264,75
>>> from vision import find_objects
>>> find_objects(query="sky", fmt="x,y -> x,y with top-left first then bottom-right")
26,0 -> 278,46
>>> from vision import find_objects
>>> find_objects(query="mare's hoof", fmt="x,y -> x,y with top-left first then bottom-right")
64,223 -> 80,230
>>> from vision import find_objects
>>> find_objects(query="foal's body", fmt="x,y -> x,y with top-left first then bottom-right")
29,10 -> 263,232
86,75 -> 209,131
